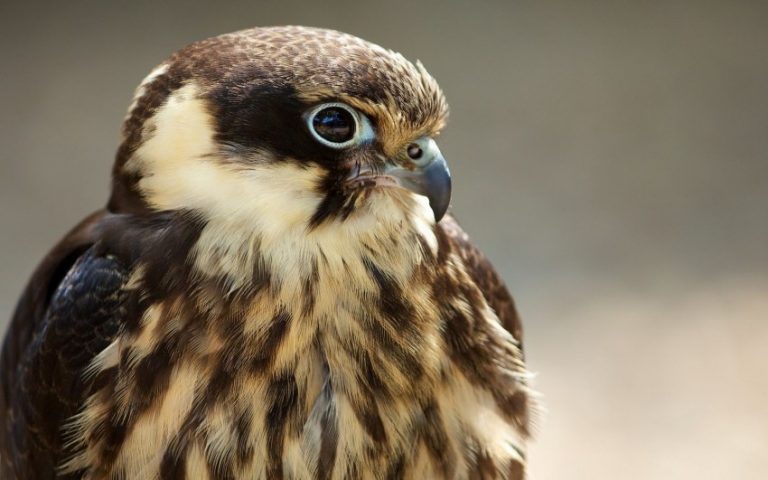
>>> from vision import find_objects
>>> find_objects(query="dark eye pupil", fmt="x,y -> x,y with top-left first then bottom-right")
313,107 -> 355,143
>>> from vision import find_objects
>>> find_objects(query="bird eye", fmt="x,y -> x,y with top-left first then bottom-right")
313,107 -> 355,143
306,103 -> 371,149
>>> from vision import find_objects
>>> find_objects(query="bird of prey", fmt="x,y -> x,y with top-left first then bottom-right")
0,26 -> 534,480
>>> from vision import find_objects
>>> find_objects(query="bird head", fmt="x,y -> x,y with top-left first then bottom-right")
109,26 -> 450,240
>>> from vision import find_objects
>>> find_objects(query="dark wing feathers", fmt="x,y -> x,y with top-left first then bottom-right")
1,210 -> 106,395
441,214 -> 524,346
0,216 -> 129,479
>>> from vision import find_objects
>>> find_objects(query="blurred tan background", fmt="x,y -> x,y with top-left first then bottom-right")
1,1 -> 767,478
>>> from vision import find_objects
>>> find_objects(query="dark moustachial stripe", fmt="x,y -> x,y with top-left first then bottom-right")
310,187 -> 348,227
339,188 -> 363,221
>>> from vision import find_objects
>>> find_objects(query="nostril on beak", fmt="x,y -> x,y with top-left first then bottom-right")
407,143 -> 424,160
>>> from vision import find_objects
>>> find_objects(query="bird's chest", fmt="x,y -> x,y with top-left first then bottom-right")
95,342 -> 522,480
69,271 -> 526,479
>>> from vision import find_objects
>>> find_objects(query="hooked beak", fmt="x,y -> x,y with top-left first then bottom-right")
384,148 -> 452,222
347,137 -> 452,222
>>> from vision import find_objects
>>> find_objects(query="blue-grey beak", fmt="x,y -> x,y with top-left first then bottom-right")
385,137 -> 452,222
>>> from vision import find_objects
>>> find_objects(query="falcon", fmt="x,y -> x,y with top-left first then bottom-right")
0,26 -> 534,479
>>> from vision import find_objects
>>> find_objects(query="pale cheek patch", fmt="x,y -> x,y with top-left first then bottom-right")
126,82 -> 325,228
126,82 -> 215,178
187,161 -> 333,296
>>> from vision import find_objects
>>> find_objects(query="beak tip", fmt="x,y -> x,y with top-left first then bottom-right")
428,171 -> 451,222
431,197 -> 449,222
425,157 -> 451,223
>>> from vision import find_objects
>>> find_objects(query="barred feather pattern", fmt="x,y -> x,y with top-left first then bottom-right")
59,210 -> 533,480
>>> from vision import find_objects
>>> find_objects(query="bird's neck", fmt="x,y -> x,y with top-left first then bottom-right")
188,195 -> 439,306
180,202 -> 449,394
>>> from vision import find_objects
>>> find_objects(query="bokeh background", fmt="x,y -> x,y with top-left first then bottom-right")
1,1 -> 766,478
